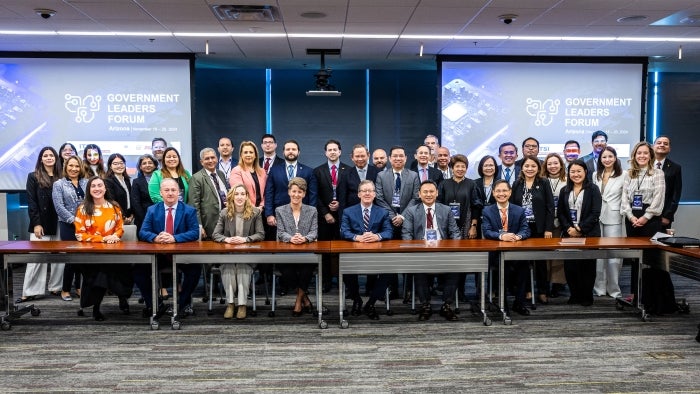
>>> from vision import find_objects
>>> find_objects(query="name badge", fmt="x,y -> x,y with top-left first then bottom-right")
524,206 -> 535,221
553,196 -> 559,216
632,194 -> 643,211
332,185 -> 337,200
391,191 -> 401,208
448,202 -> 460,220
425,229 -> 438,246
569,209 -> 578,224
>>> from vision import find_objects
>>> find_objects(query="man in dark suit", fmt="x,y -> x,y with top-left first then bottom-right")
338,143 -> 380,211
514,137 -> 541,167
581,130 -> 608,173
496,142 -> 521,187
340,180 -> 394,319
188,147 -> 228,240
413,145 -> 444,186
259,134 -> 284,175
374,145 -> 420,239
313,139 -> 351,292
653,135 -> 682,231
402,180 -> 461,321
138,178 -> 200,318
372,148 -> 388,171
409,134 -> 439,171
482,179 -> 532,316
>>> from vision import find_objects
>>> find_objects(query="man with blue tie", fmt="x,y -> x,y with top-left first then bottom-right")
138,178 -> 200,318
340,180 -> 394,319
402,180 -> 461,321
374,145 -> 420,239
496,142 -> 520,187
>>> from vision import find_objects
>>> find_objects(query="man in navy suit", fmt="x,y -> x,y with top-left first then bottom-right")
581,130 -> 608,173
338,144 -> 380,212
259,134 -> 284,175
413,145 -> 444,186
137,178 -> 200,318
653,135 -> 682,231
340,180 -> 394,319
496,142 -> 521,187
482,179 -> 532,316
402,180 -> 461,321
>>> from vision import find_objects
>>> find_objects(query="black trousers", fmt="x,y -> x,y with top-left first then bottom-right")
625,210 -> 661,295
564,259 -> 596,303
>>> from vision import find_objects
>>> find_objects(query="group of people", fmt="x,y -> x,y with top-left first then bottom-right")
17,129 -> 682,322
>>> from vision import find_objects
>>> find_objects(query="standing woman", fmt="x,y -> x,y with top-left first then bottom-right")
474,155 -> 498,239
81,144 -> 106,178
52,156 -> 88,301
57,142 -> 77,172
275,177 -> 318,317
74,176 -> 128,321
212,184 -> 265,319
557,159 -> 602,306
230,141 -> 267,210
541,153 -> 568,298
104,153 -> 134,225
593,147 -> 625,298
131,154 -> 158,230
510,156 -> 555,305
17,147 -> 62,304
620,141 -> 665,300
148,147 -> 191,204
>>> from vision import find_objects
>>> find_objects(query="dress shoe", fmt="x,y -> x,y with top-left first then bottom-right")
155,303 -> 172,319
181,304 -> 195,317
224,304 -> 235,319
119,297 -> 130,315
402,291 -> 412,305
141,307 -> 153,318
236,305 -> 247,320
511,302 -> 530,316
580,299 -> 593,307
439,303 -> 459,321
364,304 -> 380,320
418,304 -> 432,321
550,283 -> 565,298
93,309 -> 105,321
350,299 -> 363,317
302,294 -> 314,313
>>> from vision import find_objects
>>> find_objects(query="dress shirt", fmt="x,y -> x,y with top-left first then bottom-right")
286,161 -> 298,179
422,203 -> 441,240
164,204 -> 177,226
502,165 -> 515,185
356,166 -> 367,181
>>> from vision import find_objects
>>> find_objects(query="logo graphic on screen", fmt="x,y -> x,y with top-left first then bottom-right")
526,98 -> 560,127
65,94 -> 102,123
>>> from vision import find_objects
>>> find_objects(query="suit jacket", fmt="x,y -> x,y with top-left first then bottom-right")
401,203 -> 460,240
593,174 -> 624,225
131,175 -> 153,229
581,152 -> 598,174
496,164 -> 521,186
413,165 -> 444,186
558,183 -> 602,237
340,204 -> 393,241
259,155 -> 284,174
660,158 -> 682,223
313,161 -> 351,217
104,174 -> 133,218
509,177 -> 555,234
481,204 -> 531,240
337,165 -> 380,211
26,172 -> 58,235
437,177 -> 483,233
230,166 -> 267,208
275,203 -> 318,243
264,162 -> 317,218
374,168 -> 420,219
474,177 -> 497,206
139,201 -> 200,243
211,207 -> 265,243
188,168 -> 229,238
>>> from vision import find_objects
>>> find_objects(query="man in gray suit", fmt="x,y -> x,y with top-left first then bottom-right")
374,145 -> 420,239
188,147 -> 229,240
402,180 -> 461,321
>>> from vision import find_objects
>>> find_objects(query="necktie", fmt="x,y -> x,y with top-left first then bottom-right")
504,167 -> 511,183
211,173 -> 226,208
500,208 -> 508,232
264,158 -> 271,172
287,165 -> 294,180
426,207 -> 433,229
166,207 -> 174,234
363,208 -> 370,232
395,172 -> 401,192
331,164 -> 337,186
421,168 -> 427,182
358,168 -> 365,181
656,162 -> 662,169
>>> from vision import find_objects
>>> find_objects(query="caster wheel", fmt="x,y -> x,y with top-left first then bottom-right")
77,309 -> 85,317
386,310 -> 394,316
31,308 -> 41,316
454,308 -> 460,315
642,314 -> 651,322
220,299 -> 225,305
265,300 -> 271,305
250,310 -> 257,317
268,311 -> 275,318
150,321 -> 160,330
340,320 -> 349,329
484,317 -> 492,326
319,320 -> 328,329
201,297 -> 209,303
1,321 -> 11,330
504,317 -> 512,325
171,320 -> 181,330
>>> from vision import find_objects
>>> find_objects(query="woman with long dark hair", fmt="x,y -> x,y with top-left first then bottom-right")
104,153 -> 134,225
81,143 -> 106,178
148,147 -> 191,203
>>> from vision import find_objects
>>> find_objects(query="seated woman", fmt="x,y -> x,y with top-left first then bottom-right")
74,176 -> 132,321
212,184 -> 265,320
275,177 -> 318,317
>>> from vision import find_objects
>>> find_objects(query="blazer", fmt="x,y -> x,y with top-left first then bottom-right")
337,165 -> 380,211
374,168 -> 420,219
26,172 -> 58,235
275,203 -> 318,243
558,183 -> 602,237
340,203 -> 393,241
313,161 -> 351,217
148,169 -> 192,204
264,162 -> 317,218
131,175 -> 153,229
52,177 -> 88,224
188,168 -> 229,238
139,201 -> 200,243
474,177 -> 497,207
660,158 -> 682,223
401,203 -> 461,240
211,207 -> 265,243
481,203 -> 531,241
413,165 -> 444,186
437,177 -> 483,233
510,177 -> 555,234
230,166 -> 267,208
104,174 -> 133,218
593,174 -> 624,225
496,164 -> 521,186
259,155 -> 284,174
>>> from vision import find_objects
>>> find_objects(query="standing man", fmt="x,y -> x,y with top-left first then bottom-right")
259,134 -> 283,175
314,139 -> 351,292
413,145 -> 444,186
653,135 -> 682,231
375,145 -> 420,239
410,134 -> 440,170
372,148 -> 388,171
188,147 -> 228,240
337,144 -> 380,211
515,137 -> 540,166
496,142 -> 520,187
563,140 -> 581,166
402,180 -> 461,321
581,130 -> 608,173
151,137 -> 167,167
217,137 -> 235,179
435,147 -> 452,180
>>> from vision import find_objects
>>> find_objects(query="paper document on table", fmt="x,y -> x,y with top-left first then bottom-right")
559,238 -> 586,245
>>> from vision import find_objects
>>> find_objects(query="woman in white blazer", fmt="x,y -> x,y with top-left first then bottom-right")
593,147 -> 624,298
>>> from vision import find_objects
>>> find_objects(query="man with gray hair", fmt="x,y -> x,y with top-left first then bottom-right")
188,147 -> 229,240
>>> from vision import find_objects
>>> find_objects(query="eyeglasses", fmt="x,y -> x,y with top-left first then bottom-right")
359,189 -> 375,193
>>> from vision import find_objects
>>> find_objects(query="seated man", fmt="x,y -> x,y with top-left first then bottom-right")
340,180 -> 393,320
137,178 -> 200,318
401,180 -> 460,321
481,179 -> 531,316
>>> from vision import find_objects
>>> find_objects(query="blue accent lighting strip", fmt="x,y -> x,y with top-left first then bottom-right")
651,71 -> 659,141
266,69 -> 272,134
365,69 -> 370,148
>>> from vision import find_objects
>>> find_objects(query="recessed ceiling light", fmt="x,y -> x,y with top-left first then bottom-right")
617,15 -> 648,23
300,11 -> 326,19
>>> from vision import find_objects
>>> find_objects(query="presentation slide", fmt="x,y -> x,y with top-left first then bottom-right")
440,59 -> 645,178
0,56 -> 192,191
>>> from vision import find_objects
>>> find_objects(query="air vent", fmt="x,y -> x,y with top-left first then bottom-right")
211,5 -> 281,22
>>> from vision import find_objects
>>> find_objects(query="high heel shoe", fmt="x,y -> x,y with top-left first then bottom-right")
302,294 -> 313,313
292,298 -> 304,317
